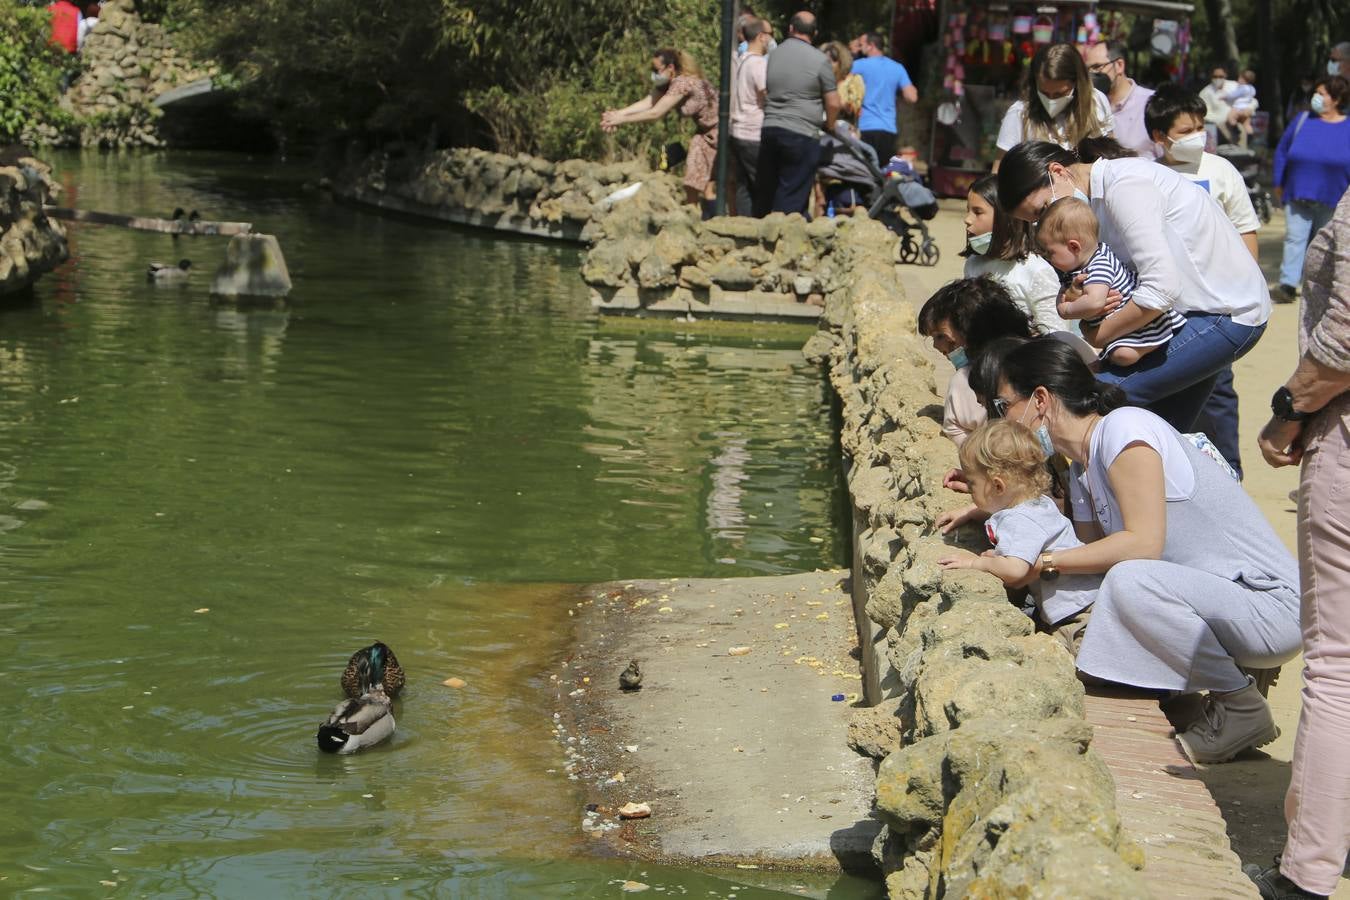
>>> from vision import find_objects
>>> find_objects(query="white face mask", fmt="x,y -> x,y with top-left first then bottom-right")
1038,90 -> 1074,118
1311,93 -> 1328,115
1211,77 -> 1226,90
1168,131 -> 1206,165
1330,60 -> 1342,76
968,231 -> 993,255
651,71 -> 670,87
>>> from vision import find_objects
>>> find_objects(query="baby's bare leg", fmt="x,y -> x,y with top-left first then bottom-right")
1105,344 -> 1157,366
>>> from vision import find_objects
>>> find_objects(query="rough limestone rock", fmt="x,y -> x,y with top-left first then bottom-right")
0,159 -> 68,295
31,0 -> 217,147
848,697 -> 906,759
803,197 -> 1140,898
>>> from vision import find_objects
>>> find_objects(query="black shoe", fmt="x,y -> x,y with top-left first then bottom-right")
1243,860 -> 1327,899
1277,284 -> 1298,303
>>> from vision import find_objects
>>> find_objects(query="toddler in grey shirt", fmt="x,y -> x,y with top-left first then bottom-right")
938,420 -> 1098,629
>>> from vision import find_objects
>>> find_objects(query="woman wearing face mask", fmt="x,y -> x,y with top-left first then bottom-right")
962,174 -> 1069,334
1273,75 -> 1350,302
996,140 -> 1271,472
602,49 -> 720,207
992,43 -> 1114,171
969,337 -> 1301,764
917,276 -> 1037,447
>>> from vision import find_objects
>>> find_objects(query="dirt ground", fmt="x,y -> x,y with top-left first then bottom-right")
901,199 -> 1347,896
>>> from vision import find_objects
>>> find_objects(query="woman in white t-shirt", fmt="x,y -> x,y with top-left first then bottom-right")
961,173 -> 1068,333
993,43 -> 1114,169
996,139 -> 1271,467
979,337 -> 1299,764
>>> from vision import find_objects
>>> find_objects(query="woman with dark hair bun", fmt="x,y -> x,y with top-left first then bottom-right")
973,336 -> 1300,765
996,139 -> 1271,475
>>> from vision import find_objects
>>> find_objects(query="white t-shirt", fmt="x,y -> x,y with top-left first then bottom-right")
731,54 -> 768,141
963,253 -> 1070,333
1165,152 -> 1261,235
996,90 -> 1115,151
1068,407 -> 1196,530
1086,156 -> 1270,326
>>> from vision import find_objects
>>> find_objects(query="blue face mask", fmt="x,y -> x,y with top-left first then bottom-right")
947,347 -> 970,369
968,231 -> 993,255
1018,397 -> 1056,457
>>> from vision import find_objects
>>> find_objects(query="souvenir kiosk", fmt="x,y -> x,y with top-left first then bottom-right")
927,0 -> 1195,197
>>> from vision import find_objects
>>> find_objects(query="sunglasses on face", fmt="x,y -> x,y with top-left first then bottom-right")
991,397 -> 1011,418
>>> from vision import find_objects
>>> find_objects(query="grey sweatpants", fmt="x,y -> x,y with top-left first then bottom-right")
1075,559 -> 1301,693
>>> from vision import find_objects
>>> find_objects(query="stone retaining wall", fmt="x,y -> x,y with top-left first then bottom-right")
802,218 -> 1147,897
337,147 -> 687,244
25,0 -> 215,148
0,158 -> 69,296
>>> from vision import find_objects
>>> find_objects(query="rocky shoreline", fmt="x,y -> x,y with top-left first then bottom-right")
0,157 -> 69,297
804,217 -> 1146,895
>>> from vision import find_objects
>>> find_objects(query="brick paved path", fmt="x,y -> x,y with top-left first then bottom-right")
1085,688 -> 1259,899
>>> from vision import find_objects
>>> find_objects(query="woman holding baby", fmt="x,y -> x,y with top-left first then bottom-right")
996,139 -> 1272,474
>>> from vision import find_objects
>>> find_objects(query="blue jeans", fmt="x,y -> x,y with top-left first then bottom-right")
1280,199 -> 1336,288
753,126 -> 821,217
1097,312 -> 1266,437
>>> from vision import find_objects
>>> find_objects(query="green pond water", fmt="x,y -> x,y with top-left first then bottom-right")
5,153 -> 879,898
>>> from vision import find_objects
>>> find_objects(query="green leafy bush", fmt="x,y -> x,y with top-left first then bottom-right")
0,1 -> 76,144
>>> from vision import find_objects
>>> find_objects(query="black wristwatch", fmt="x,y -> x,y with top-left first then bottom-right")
1271,386 -> 1311,422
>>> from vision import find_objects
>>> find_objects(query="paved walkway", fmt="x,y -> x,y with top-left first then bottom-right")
1085,688 -> 1258,898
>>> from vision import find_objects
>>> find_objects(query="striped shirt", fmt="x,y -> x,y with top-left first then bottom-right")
1063,242 -> 1186,359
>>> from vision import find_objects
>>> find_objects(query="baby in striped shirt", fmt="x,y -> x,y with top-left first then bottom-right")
1036,198 -> 1186,366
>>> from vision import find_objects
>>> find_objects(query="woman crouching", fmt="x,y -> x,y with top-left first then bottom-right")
969,336 -> 1300,764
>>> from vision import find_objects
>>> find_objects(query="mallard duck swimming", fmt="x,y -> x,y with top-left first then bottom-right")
147,259 -> 192,281
317,689 -> 395,754
341,642 -> 406,699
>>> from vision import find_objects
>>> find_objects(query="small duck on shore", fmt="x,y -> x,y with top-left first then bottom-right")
341,641 -> 406,698
619,659 -> 642,692
317,688 -> 395,754
147,259 -> 192,282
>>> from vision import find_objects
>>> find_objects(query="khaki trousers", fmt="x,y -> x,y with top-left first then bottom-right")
1283,394 -> 1350,893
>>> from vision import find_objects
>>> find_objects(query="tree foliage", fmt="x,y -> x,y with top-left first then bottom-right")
174,0 -> 798,162
0,1 -> 76,144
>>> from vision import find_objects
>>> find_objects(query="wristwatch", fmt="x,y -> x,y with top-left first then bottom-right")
1271,386 -> 1311,422
1040,552 -> 1060,582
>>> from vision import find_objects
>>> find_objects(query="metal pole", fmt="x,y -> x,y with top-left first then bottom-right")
713,0 -> 735,217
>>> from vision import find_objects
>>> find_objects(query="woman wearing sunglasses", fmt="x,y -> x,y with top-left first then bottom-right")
965,336 -> 1300,765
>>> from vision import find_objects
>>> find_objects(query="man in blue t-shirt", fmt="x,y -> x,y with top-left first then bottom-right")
848,31 -> 918,166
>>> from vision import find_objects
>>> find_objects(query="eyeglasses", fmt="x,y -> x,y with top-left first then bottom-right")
991,397 -> 1011,418
1087,59 -> 1120,73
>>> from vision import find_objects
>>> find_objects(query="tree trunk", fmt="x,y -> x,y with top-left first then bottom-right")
1256,0 -> 1281,139
1204,0 -> 1241,72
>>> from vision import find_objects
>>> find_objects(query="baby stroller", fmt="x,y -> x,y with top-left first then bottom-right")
1215,143 -> 1273,224
869,158 -> 941,266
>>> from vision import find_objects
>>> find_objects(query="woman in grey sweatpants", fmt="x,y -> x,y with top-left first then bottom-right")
977,337 -> 1301,764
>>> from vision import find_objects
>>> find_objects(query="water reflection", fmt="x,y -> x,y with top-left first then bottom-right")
0,151 -> 859,897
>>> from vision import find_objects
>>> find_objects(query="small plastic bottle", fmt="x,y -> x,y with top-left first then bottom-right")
826,201 -> 836,218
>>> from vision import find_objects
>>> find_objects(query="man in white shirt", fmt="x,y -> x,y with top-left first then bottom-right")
1146,83 -> 1262,476
730,18 -> 772,214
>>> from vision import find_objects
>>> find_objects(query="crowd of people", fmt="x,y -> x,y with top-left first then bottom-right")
601,8 -> 918,218
914,39 -> 1350,900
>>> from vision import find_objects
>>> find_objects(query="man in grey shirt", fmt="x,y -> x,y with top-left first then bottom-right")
752,10 -> 840,217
